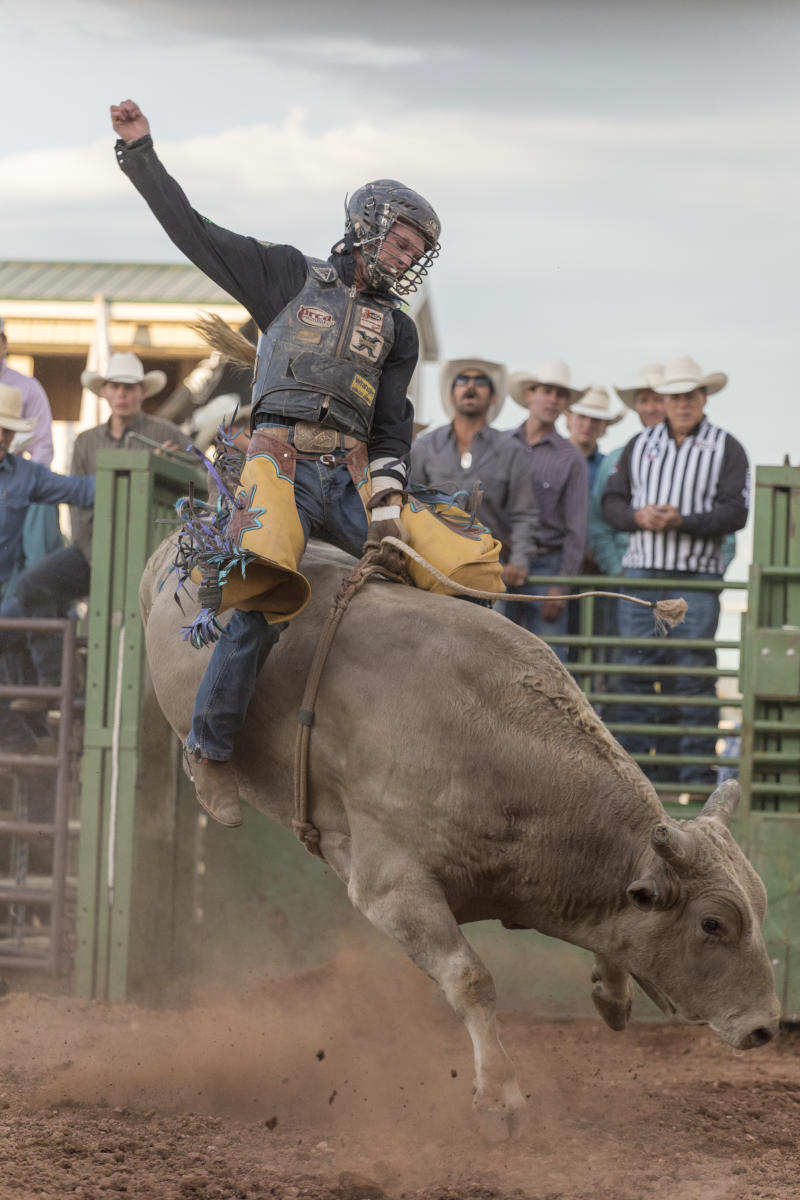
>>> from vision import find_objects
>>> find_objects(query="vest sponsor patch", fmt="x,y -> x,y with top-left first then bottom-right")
295,328 -> 323,345
297,305 -> 335,330
358,306 -> 384,333
310,264 -> 337,283
349,328 -> 385,363
351,373 -> 376,406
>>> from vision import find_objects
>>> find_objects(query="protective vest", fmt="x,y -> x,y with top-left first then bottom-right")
251,258 -> 397,441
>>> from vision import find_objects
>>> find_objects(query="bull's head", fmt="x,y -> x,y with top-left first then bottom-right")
622,780 -> 780,1050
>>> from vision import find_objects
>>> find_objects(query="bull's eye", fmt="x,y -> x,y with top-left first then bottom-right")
701,916 -> 723,936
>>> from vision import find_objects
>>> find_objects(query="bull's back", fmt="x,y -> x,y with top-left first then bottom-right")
140,536 -> 591,832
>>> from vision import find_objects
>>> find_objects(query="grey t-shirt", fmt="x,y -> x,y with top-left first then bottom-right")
409,423 -> 540,568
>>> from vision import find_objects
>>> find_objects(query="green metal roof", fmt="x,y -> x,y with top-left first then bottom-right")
0,260 -> 239,304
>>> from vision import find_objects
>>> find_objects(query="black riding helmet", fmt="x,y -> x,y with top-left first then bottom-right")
344,179 -> 441,296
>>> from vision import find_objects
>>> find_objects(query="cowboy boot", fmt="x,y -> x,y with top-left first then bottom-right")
183,748 -> 243,827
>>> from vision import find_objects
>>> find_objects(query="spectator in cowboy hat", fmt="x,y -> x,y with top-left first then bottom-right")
602,354 -> 749,788
0,384 -> 96,753
0,315 -> 64,607
2,353 -> 193,739
565,385 -> 625,496
563,384 -> 625,659
71,351 -> 186,563
500,360 -> 588,660
590,365 -> 665,577
410,358 -> 539,586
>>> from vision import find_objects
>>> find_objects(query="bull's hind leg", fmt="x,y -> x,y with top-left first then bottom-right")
591,952 -> 633,1031
348,860 -> 527,1143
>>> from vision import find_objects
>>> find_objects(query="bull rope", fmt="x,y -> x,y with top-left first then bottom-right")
291,540 -> 687,858
292,555 -> 406,858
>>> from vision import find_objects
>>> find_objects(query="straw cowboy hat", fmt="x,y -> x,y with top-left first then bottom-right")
439,358 -> 508,423
0,384 -> 37,432
614,364 -> 665,409
509,359 -> 583,407
568,385 -> 624,425
654,355 -> 727,397
81,352 -> 167,399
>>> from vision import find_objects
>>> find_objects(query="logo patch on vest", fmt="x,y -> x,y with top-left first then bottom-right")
309,264 -> 337,283
297,305 -> 335,330
350,328 -> 385,363
351,374 -> 376,406
358,306 -> 384,333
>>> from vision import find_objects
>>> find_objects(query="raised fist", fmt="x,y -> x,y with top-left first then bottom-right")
110,99 -> 150,142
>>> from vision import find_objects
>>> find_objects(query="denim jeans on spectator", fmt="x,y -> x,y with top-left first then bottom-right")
186,429 -> 368,762
0,545 -> 91,746
8,545 -> 91,684
615,568 -> 721,786
499,549 -> 570,662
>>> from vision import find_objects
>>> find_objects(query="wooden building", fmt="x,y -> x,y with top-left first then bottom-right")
0,259 -> 439,470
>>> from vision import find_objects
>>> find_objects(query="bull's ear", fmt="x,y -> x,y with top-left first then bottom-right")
627,876 -> 660,911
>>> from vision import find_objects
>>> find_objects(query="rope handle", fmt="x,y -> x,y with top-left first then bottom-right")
378,536 -> 688,635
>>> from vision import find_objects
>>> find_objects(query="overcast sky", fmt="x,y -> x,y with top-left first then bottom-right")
3,0 -> 799,569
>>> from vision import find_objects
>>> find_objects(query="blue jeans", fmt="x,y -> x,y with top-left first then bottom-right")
614,569 -> 721,786
0,545 -> 91,746
499,550 -> 570,662
186,437 -> 368,761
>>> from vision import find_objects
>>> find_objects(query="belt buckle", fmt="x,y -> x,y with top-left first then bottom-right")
294,421 -> 338,453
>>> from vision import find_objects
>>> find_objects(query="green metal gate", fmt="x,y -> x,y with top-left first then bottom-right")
737,466 -> 800,1020
74,455 -> 800,1018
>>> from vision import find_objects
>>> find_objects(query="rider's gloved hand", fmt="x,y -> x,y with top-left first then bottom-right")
363,491 -> 410,574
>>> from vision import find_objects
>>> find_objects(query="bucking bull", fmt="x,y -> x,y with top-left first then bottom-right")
140,536 -> 780,1141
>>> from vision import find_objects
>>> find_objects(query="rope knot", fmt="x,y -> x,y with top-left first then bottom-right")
291,819 -> 324,858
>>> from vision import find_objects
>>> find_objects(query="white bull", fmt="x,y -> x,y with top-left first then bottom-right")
140,538 -> 781,1141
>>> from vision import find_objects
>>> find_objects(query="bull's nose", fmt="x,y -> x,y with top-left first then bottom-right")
741,1024 -> 777,1049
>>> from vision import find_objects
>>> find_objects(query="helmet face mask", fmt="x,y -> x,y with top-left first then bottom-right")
345,179 -> 441,296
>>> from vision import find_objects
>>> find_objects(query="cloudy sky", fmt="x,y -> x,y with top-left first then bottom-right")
3,0 -> 799,567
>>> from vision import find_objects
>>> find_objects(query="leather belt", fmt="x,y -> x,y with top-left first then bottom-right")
259,420 -> 363,454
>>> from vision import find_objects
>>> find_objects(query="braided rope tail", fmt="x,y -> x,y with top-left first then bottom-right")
378,537 -> 688,635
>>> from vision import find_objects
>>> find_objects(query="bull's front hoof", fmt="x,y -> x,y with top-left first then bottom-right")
473,1083 -> 528,1143
591,978 -> 633,1031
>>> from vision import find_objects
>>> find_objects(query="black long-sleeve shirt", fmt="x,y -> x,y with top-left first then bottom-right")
601,418 -> 750,573
114,135 -> 418,461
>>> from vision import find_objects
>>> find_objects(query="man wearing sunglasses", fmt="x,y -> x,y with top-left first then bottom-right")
410,359 -> 539,587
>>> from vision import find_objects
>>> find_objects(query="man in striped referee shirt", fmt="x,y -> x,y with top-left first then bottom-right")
601,355 -> 750,789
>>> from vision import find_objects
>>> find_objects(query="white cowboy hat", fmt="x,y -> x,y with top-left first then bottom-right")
439,358 -> 508,423
654,355 -> 727,397
509,359 -> 583,407
81,352 -> 167,399
0,383 -> 37,433
568,385 -> 625,425
614,364 -> 665,408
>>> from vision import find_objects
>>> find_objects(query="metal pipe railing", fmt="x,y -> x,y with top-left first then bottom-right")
0,614 -> 83,974
514,571 -> 746,803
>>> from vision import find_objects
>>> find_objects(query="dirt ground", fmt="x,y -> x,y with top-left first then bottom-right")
1,946 -> 798,1200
